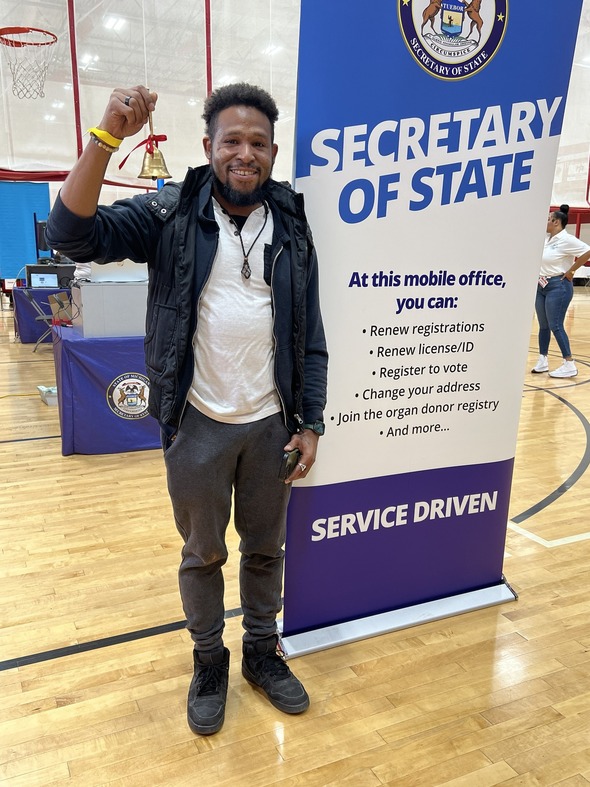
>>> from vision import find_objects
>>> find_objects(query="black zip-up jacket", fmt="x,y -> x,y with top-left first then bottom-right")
46,165 -> 328,443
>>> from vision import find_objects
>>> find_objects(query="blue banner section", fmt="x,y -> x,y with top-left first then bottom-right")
296,1 -> 580,181
53,329 -> 160,456
0,182 -> 51,278
283,459 -> 513,635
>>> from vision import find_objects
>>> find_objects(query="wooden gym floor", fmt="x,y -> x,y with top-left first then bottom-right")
1,287 -> 590,786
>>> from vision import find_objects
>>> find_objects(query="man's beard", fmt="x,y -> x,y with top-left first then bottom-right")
213,175 -> 268,208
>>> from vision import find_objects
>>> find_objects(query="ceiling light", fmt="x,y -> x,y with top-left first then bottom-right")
80,53 -> 100,71
262,44 -> 283,57
104,16 -> 126,32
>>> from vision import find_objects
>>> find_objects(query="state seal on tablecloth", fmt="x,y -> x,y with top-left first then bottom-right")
106,373 -> 150,419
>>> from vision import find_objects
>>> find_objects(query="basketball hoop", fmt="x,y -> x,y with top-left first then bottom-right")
0,26 -> 57,99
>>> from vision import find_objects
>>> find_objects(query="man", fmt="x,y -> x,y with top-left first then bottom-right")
45,83 -> 328,735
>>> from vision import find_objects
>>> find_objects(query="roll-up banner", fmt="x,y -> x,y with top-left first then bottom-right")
281,0 -> 584,655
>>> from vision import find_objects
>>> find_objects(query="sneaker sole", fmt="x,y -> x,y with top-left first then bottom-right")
242,666 -> 310,714
187,711 -> 225,735
531,368 -> 548,374
549,372 -> 578,378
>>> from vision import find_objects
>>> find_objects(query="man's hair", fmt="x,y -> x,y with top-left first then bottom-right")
202,83 -> 279,140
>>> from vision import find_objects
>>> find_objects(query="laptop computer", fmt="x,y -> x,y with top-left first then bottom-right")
30,272 -> 59,288
90,260 -> 148,283
26,263 -> 76,288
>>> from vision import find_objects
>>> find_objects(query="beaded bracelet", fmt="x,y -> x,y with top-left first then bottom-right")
87,126 -> 123,148
89,134 -> 118,154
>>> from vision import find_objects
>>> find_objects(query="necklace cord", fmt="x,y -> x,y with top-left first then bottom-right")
227,204 -> 269,280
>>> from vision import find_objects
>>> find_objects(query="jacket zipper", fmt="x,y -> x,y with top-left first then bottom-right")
270,244 -> 290,430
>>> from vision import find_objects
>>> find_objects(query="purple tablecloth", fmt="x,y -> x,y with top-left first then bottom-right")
53,328 -> 160,455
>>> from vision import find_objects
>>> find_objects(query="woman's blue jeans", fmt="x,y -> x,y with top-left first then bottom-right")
535,275 -> 574,358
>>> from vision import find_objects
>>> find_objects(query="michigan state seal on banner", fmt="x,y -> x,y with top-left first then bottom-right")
106,373 -> 150,419
398,0 -> 508,79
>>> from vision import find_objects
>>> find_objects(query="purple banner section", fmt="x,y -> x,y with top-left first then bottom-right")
283,458 -> 513,636
53,328 -> 160,456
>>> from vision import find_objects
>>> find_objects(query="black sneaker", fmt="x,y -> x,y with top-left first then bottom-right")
187,647 -> 230,735
242,637 -> 309,714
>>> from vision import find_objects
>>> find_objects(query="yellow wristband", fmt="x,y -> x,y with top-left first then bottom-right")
87,127 -> 123,148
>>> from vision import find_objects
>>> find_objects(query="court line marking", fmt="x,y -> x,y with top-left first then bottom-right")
507,520 -> 590,547
510,367 -> 590,546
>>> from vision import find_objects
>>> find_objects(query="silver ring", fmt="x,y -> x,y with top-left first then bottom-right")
298,463 -> 307,472
124,95 -> 131,106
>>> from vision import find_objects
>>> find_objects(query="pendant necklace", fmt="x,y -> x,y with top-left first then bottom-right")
226,203 -> 269,280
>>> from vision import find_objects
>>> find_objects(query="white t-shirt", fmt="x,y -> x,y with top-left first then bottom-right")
187,199 -> 281,423
541,229 -> 590,278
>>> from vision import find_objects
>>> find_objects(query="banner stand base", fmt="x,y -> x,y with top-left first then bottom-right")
279,578 -> 517,659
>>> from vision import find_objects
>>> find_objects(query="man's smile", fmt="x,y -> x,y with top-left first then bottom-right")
230,167 -> 260,178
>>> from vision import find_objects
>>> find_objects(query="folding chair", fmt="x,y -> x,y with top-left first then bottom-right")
20,289 -> 72,352
20,288 -> 53,350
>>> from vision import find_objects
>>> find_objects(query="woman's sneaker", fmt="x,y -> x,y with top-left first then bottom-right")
531,355 -> 549,373
549,360 -> 577,378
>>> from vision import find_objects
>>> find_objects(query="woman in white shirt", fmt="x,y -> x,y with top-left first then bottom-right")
532,204 -> 590,378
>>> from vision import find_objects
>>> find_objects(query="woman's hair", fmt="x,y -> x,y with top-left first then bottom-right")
552,203 -> 570,228
202,83 -> 279,141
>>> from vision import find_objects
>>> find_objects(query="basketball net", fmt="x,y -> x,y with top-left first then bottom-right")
0,26 -> 57,99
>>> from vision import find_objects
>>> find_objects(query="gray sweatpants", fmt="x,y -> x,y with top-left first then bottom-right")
164,404 -> 292,653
